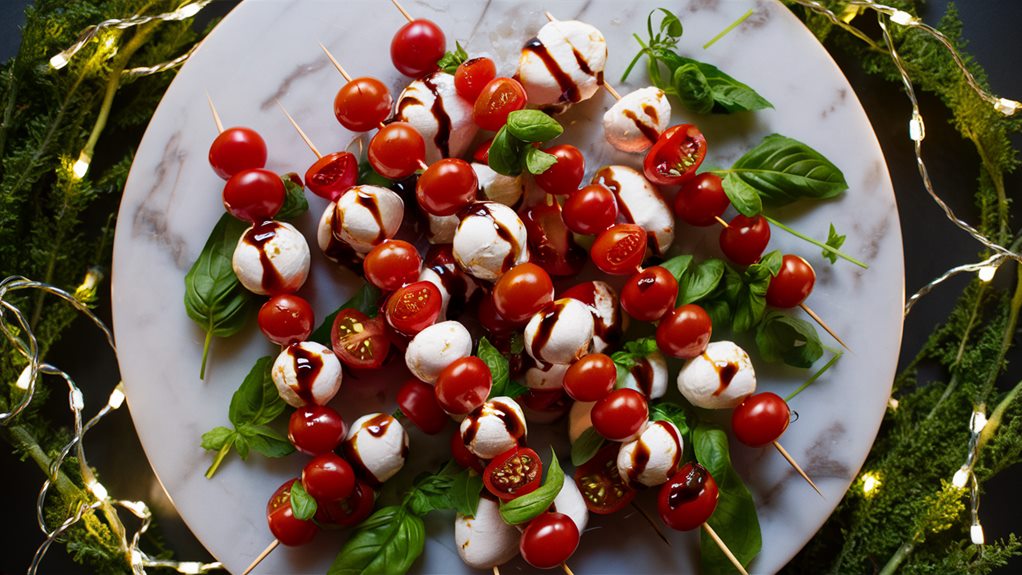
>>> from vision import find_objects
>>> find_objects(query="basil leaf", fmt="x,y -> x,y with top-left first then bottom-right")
449,468 -> 484,517
309,284 -> 382,345
755,311 -> 823,368
822,223 -> 846,265
479,336 -> 516,399
328,506 -> 426,575
290,481 -> 318,521
693,425 -> 761,575
239,424 -> 295,458
660,254 -> 693,281
673,62 -> 714,115
721,172 -> 763,216
732,279 -> 768,333
200,426 -> 234,451
499,449 -> 565,525
571,427 -> 605,467
724,134 -> 847,205
487,125 -> 524,176
611,337 -> 659,369
276,173 -> 310,221
506,109 -> 564,143
702,298 -> 732,330
228,357 -> 284,427
679,259 -> 726,305
436,41 -> 468,74
524,146 -> 558,175
183,213 -> 257,378
660,53 -> 771,113
650,401 -> 690,438
657,8 -> 683,38
358,161 -> 393,187
748,250 -> 783,281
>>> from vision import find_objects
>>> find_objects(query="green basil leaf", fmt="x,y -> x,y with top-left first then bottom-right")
276,173 -> 310,221
674,62 -> 714,115
693,425 -> 761,575
724,134 -> 847,205
679,259 -> 726,305
524,146 -> 558,175
449,468 -> 484,517
436,41 -> 468,74
659,53 -> 771,113
721,172 -> 763,217
228,356 -> 284,427
571,427 -> 605,467
702,298 -> 732,330
506,109 -> 564,143
499,449 -> 565,525
611,337 -> 659,369
358,161 -> 393,187
660,254 -> 693,281
289,480 -> 318,521
733,280 -> 768,334
239,424 -> 295,458
747,250 -> 783,281
650,401 -> 690,438
478,337 -> 511,398
755,311 -> 824,368
657,8 -> 684,38
487,125 -> 524,176
328,506 -> 426,575
233,434 -> 250,459
822,223 -> 846,265
309,284 -> 382,345
200,426 -> 234,451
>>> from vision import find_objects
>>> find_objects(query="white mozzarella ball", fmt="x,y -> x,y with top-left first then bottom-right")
592,165 -> 674,255
343,413 -> 408,484
455,496 -> 520,569
616,421 -> 683,488
405,321 -> 473,383
524,298 -> 594,365
319,186 -> 404,255
677,341 -> 757,409
270,342 -> 342,407
563,280 -> 623,353
453,202 -> 529,281
426,213 -> 458,244
232,221 -> 310,296
418,266 -> 478,321
552,477 -> 589,533
568,400 -> 595,444
602,87 -> 671,153
517,20 -> 607,106
460,396 -> 527,459
472,162 -> 524,207
525,362 -> 568,390
395,71 -> 478,163
619,351 -> 668,399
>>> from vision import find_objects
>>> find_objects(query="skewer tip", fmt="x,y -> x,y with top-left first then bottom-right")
799,303 -> 850,351
206,92 -> 223,134
240,539 -> 279,575
702,523 -> 750,575
773,440 -> 823,497
390,0 -> 414,23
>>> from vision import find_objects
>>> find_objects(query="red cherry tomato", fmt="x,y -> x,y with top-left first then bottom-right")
574,443 -> 636,514
385,281 -> 442,335
483,446 -> 542,500
450,429 -> 486,472
656,304 -> 712,359
302,453 -> 356,503
315,480 -> 376,527
521,201 -> 586,277
473,77 -> 527,131
519,387 -> 572,419
492,263 -> 554,324
288,405 -> 346,455
643,124 -> 707,186
533,145 -> 585,195
719,215 -> 771,266
397,378 -> 449,434
658,463 -> 719,531
435,356 -> 492,415
222,168 -> 285,222
563,353 -> 616,402
732,392 -> 791,447
258,294 -> 315,346
390,19 -> 446,77
621,266 -> 679,322
591,223 -> 647,275
331,309 -> 391,369
266,479 -> 318,546
478,290 -> 519,336
562,184 -> 618,235
591,389 -> 649,442
455,57 -> 497,101
673,173 -> 730,226
209,126 -> 267,180
520,512 -> 580,569
364,240 -> 422,292
334,77 -> 393,132
416,158 -> 478,216
369,122 -> 426,180
766,254 -> 816,308
473,138 -> 493,164
305,151 -> 358,201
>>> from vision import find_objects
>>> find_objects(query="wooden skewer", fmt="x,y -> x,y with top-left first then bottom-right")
702,523 -> 749,575
543,11 -> 622,101
319,42 -> 352,82
799,302 -> 850,351
390,0 -> 414,23
206,92 -> 223,133
240,539 -> 279,575
492,566 -> 500,575
631,501 -> 671,547
715,215 -> 730,228
772,440 -> 823,496
562,563 -> 575,575
276,100 -> 322,159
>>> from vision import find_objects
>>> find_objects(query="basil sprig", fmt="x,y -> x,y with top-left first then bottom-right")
289,481 -> 318,521
499,449 -> 564,525
571,427 -> 605,467
436,41 -> 468,74
478,336 -> 528,399
488,110 -> 563,177
755,311 -> 823,368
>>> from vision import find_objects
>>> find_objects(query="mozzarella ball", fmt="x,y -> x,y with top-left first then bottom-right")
524,298 -> 594,365
232,221 -> 310,296
517,20 -> 607,106
418,267 -> 479,321
405,321 -> 473,383
472,162 -> 524,207
592,165 -> 674,255
395,71 -> 478,163
455,496 -> 520,569
343,413 -> 408,484
426,213 -> 458,244
569,400 -> 595,444
270,342 -> 342,407
602,87 -> 671,153
460,396 -> 527,459
453,202 -> 529,281
619,351 -> 668,399
525,362 -> 568,390
317,185 -> 403,256
616,421 -> 683,488
563,280 -> 623,353
677,341 -> 757,409
552,477 -> 589,533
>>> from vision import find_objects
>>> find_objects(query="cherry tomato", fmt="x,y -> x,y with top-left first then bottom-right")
562,184 -> 617,235
473,138 -> 493,164
520,512 -> 580,569
305,151 -> 358,201
385,281 -> 442,335
334,77 -> 393,132
364,240 -> 422,292
766,254 -> 816,308
656,304 -> 712,359
455,57 -> 497,101
391,19 -> 446,77
302,453 -> 356,503
258,294 -> 315,346
563,353 -> 616,402
266,479 -> 318,546
521,201 -> 586,277
658,463 -> 719,531
315,480 -> 376,527
720,215 -> 771,266
492,263 -> 554,324
519,387 -> 572,420
331,309 -> 391,369
483,446 -> 542,500
397,378 -> 448,434
574,443 -> 636,514
534,145 -> 585,195
222,168 -> 285,222
732,392 -> 791,447
368,122 -> 426,180
478,291 -> 519,336
416,158 -> 478,216
643,124 -> 707,186
450,429 -> 486,472
673,173 -> 730,226
621,266 -> 679,322
435,356 -> 492,415
473,77 -> 527,131
209,127 -> 267,180
288,405 -> 346,455
591,223 -> 647,275
591,389 -> 648,442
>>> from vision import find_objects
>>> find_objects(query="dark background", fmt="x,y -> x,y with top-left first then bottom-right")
0,1 -> 1019,573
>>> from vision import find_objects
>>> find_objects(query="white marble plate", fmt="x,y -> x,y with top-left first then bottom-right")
112,1 -> 903,573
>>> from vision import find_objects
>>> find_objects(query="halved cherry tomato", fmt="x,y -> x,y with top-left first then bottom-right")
719,214 -> 771,266
574,443 -> 636,514
591,223 -> 647,275
455,57 -> 497,101
643,124 -> 707,186
305,151 -> 358,201
658,463 -> 718,531
492,262 -> 554,324
416,158 -> 478,216
315,480 -> 376,527
473,77 -> 527,131
391,19 -> 446,77
483,446 -> 543,500
766,254 -> 815,308
266,479 -> 318,546
450,429 -> 486,472
397,378 -> 449,434
331,309 -> 391,369
435,356 -> 492,415
334,77 -> 393,132
209,126 -> 266,180
363,240 -> 422,292
563,184 -> 617,235
656,304 -> 712,359
521,201 -> 586,277
732,392 -> 791,447
385,281 -> 442,335
368,122 -> 426,180
258,294 -> 315,346
673,173 -> 729,226
533,145 -> 585,195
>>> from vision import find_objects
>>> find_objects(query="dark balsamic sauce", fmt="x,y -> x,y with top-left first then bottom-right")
421,74 -> 453,158
623,107 -> 660,145
324,201 -> 363,269
362,413 -> 393,437
353,189 -> 386,246
241,221 -> 288,294
668,464 -> 709,508
630,358 -> 655,398
289,343 -> 323,405
529,300 -> 567,364
628,438 -> 651,485
702,352 -> 740,397
522,37 -> 581,103
460,203 -> 521,273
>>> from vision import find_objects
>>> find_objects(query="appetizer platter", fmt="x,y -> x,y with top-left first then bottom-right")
111,0 -> 904,573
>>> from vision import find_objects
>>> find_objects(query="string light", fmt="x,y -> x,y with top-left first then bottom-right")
904,254 -> 1007,315
71,151 -> 91,180
861,471 -> 882,497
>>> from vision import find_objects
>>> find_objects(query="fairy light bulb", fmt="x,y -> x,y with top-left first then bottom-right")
970,522 -> 985,545
970,411 -> 988,433
175,2 -> 204,19
952,466 -> 970,489
908,113 -> 925,142
861,471 -> 881,496
87,479 -> 108,500
178,563 -> 202,575
977,265 -> 997,282
72,151 -> 91,179
890,9 -> 917,26
107,385 -> 126,410
994,98 -> 1019,116
15,366 -> 32,390
49,52 -> 69,70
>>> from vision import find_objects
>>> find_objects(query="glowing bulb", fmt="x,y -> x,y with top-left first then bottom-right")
49,52 -> 69,70
952,466 -> 970,489
88,480 -> 109,500
890,10 -> 917,26
994,98 -> 1019,116
861,471 -> 881,496
72,152 -> 91,179
107,385 -> 126,410
103,35 -> 116,49
71,389 -> 85,411
977,265 -> 997,282
176,2 -> 202,19
887,398 -> 899,411
970,411 -> 988,433
130,549 -> 143,567
908,114 -> 925,142
971,523 -> 985,545
178,562 -> 202,574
